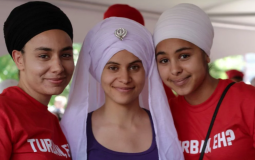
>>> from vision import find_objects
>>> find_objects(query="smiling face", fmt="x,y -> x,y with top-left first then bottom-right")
14,29 -> 74,97
101,50 -> 145,106
156,38 -> 210,96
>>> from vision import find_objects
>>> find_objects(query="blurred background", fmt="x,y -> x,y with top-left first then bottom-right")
0,0 -> 255,108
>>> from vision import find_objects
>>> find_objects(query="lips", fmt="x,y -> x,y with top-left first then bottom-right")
113,86 -> 135,93
171,76 -> 191,86
46,78 -> 65,84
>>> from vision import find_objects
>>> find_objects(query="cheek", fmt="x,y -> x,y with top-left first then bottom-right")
25,59 -> 48,78
182,59 -> 207,82
63,61 -> 75,75
182,58 -> 204,73
157,64 -> 169,81
101,73 -> 116,88
133,72 -> 146,89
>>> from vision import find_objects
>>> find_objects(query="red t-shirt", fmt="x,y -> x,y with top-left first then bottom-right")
0,87 -> 71,160
170,79 -> 255,160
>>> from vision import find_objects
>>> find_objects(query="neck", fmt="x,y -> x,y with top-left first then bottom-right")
98,97 -> 143,126
18,79 -> 51,106
184,74 -> 219,105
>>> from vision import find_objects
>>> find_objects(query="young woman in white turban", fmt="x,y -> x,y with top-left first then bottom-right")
154,3 -> 255,160
61,17 -> 184,160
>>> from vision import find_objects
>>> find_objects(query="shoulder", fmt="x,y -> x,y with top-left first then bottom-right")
0,87 -> 20,111
219,80 -> 255,116
228,80 -> 255,99
215,79 -> 254,99
0,94 -> 12,111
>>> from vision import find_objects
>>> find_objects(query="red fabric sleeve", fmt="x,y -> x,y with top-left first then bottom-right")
0,104 -> 13,159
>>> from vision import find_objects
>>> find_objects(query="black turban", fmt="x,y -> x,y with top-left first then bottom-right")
4,1 -> 73,57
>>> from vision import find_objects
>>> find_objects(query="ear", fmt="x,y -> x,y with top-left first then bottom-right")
206,55 -> 210,63
205,54 -> 210,63
12,50 -> 25,71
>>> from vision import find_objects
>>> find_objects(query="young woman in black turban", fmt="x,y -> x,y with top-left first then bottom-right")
1,1 -> 74,159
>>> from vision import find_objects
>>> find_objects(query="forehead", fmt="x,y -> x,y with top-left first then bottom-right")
108,50 -> 141,62
24,29 -> 72,50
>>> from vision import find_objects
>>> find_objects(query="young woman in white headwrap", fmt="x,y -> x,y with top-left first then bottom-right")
153,3 -> 255,160
61,17 -> 184,160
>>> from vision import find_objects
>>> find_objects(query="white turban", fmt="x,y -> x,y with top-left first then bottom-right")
61,17 -> 184,160
153,3 -> 214,55
0,79 -> 18,93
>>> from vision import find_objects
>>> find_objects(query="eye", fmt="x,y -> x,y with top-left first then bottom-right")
62,53 -> 73,58
108,66 -> 119,71
130,65 -> 140,70
159,58 -> 169,64
39,54 -> 49,59
180,54 -> 190,59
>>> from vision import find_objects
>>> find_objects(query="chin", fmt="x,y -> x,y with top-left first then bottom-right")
173,88 -> 192,96
112,96 -> 137,106
43,87 -> 65,96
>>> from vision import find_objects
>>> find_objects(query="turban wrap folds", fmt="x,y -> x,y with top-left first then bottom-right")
153,3 -> 214,56
4,1 -> 73,57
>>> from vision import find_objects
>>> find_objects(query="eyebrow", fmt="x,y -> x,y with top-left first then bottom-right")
35,47 -> 52,52
156,47 -> 192,58
34,46 -> 73,52
156,51 -> 166,58
106,62 -> 119,65
61,46 -> 73,52
129,60 -> 142,64
175,47 -> 192,53
106,60 -> 142,65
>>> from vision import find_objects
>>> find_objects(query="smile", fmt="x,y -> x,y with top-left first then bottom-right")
171,76 -> 191,86
46,78 -> 65,84
113,87 -> 135,93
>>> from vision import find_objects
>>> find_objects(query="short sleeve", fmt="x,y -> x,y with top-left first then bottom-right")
0,102 -> 13,159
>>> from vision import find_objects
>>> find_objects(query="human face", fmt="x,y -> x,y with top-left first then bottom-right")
156,38 -> 210,96
17,29 -> 74,96
101,50 -> 145,105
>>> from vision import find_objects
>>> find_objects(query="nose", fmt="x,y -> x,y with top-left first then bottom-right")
170,61 -> 182,76
119,69 -> 131,84
51,56 -> 64,74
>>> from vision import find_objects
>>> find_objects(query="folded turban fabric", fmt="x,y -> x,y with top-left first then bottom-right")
61,17 -> 184,160
104,4 -> 177,104
4,1 -> 73,57
226,69 -> 244,79
104,4 -> 145,26
153,3 -> 214,56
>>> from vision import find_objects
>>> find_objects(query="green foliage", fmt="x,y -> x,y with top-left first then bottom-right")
209,55 -> 244,79
0,55 -> 19,81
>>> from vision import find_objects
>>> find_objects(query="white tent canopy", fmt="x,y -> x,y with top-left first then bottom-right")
1,0 -> 255,62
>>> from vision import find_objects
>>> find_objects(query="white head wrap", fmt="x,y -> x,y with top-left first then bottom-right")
0,79 -> 18,93
61,17 -> 184,160
153,3 -> 214,55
